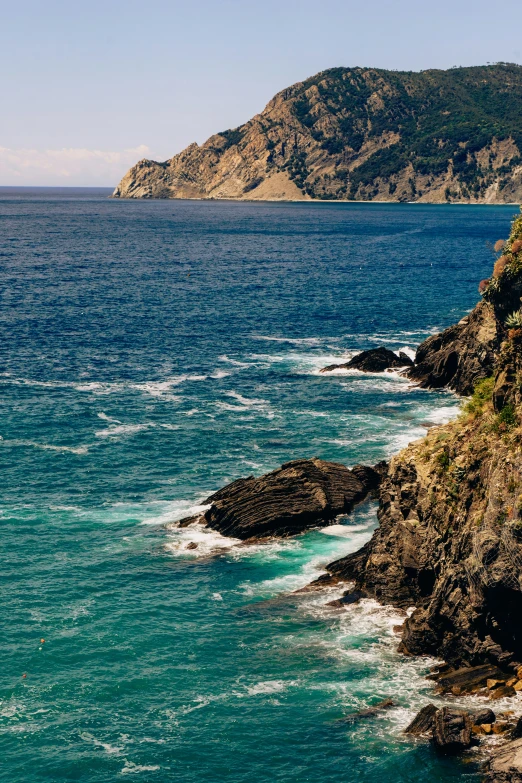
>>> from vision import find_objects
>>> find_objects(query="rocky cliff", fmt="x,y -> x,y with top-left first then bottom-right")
325,209 -> 522,676
113,64 -> 522,203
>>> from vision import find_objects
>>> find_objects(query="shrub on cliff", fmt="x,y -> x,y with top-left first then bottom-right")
465,376 -> 494,416
493,255 -> 509,277
505,311 -> 522,329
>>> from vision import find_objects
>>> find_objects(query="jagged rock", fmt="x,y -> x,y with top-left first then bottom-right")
407,301 -> 500,395
436,666 -> 506,694
484,737 -> 522,782
178,458 -> 383,540
433,707 -> 473,753
321,347 -> 412,374
405,704 -> 438,735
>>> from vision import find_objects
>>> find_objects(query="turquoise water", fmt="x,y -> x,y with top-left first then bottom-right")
1,192 -> 516,781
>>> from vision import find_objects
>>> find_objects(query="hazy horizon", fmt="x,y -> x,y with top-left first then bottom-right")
2,0 -> 522,187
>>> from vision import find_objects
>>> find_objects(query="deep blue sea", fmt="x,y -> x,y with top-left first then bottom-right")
1,189 -> 518,782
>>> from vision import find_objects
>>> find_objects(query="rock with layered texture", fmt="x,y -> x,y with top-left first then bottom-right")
405,704 -> 438,735
321,347 -> 413,374
407,301 -> 500,395
433,707 -> 473,753
317,211 -> 522,673
179,458 -> 383,540
485,738 -> 522,782
112,65 -> 522,204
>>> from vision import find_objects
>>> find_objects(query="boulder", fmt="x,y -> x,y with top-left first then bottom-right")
320,347 -> 413,374
405,704 -> 438,735
436,665 -> 505,693
473,708 -> 496,726
433,707 -> 473,753
178,458 -> 383,540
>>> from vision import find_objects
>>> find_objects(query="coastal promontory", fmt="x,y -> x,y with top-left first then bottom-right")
113,64 -> 522,203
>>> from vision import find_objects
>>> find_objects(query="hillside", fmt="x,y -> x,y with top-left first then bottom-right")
113,63 -> 522,202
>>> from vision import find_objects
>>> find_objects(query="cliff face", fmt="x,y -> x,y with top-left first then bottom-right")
327,209 -> 522,671
113,64 -> 522,203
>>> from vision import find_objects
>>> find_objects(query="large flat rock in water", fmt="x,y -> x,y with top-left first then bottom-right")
181,459 -> 382,540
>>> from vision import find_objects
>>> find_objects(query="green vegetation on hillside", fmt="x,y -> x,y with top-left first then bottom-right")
285,63 -> 522,200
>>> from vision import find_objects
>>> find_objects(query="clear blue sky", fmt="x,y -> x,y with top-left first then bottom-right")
2,0 -> 522,185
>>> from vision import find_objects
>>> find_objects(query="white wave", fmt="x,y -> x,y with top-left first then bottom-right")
75,381 -> 126,394
420,404 -> 462,424
250,352 -> 353,375
210,369 -> 230,379
251,335 -> 337,346
319,523 -> 372,537
142,501 -> 211,526
226,391 -> 268,407
218,355 -> 252,367
164,522 -> 239,558
120,761 -> 160,775
133,374 -> 206,397
245,680 -> 296,696
95,423 -> 154,438
81,732 -> 123,755
292,409 -> 330,418
385,426 -> 428,455
4,440 -> 89,455
97,412 -> 122,424
398,346 -> 416,361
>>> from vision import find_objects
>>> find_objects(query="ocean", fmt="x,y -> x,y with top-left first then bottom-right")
1,189 -> 517,782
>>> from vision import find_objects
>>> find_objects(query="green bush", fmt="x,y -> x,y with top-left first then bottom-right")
464,376 -> 495,415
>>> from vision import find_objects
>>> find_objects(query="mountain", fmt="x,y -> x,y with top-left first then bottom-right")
113,64 -> 522,203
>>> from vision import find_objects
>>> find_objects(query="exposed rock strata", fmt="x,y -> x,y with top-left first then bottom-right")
322,210 -> 522,677
178,458 -> 385,540
321,347 -> 413,374
485,739 -> 522,782
407,302 -> 500,395
113,64 -> 522,204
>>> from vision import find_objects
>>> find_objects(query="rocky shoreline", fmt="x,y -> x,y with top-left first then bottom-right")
171,209 -> 522,779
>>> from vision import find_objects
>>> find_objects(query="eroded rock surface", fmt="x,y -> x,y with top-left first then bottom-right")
407,301 -> 500,395
485,738 -> 522,782
179,458 -> 384,540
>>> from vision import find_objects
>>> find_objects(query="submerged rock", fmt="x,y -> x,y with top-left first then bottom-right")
321,346 -> 413,374
178,458 -> 384,540
338,698 -> 395,723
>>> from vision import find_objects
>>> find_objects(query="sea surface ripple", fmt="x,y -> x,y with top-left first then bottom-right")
1,190 -> 515,782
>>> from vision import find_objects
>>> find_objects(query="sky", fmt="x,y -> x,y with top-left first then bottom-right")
2,0 -> 522,187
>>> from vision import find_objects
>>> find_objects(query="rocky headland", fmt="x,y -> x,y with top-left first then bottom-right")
113,64 -> 522,204
171,207 -> 522,779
